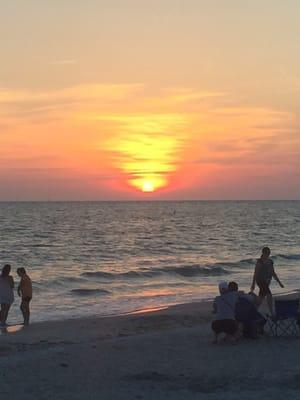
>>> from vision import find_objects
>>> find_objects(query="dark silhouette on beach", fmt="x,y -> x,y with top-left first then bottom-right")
0,264 -> 14,327
250,247 -> 284,315
17,267 -> 33,325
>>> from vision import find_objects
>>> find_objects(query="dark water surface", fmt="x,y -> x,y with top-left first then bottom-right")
0,201 -> 299,323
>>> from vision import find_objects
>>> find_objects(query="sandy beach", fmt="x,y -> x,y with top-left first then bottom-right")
2,0 -> 300,397
1,295 -> 300,400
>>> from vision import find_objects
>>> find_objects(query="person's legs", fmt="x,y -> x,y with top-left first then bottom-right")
227,323 -> 239,344
0,304 -> 4,325
20,300 -> 30,325
211,320 -> 221,344
218,320 -> 238,344
256,296 -> 264,307
4,304 -> 10,323
0,304 -> 10,325
266,293 -> 274,316
257,281 -> 273,315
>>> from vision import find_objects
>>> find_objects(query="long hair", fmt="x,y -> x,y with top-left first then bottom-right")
17,267 -> 26,275
1,264 -> 11,277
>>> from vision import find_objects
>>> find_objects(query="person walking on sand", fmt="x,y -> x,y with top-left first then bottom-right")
250,247 -> 284,316
17,268 -> 32,325
0,264 -> 14,328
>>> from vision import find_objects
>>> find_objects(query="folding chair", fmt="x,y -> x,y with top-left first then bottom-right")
267,299 -> 300,337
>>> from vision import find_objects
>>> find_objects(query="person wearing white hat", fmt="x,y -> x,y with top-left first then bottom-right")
211,281 -> 239,344
218,281 -> 228,293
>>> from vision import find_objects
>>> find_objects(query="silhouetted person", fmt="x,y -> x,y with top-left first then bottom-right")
228,281 -> 266,338
17,268 -> 32,325
0,264 -> 14,327
211,281 -> 239,344
250,247 -> 284,316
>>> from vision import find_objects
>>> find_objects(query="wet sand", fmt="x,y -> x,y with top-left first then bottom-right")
0,295 -> 300,400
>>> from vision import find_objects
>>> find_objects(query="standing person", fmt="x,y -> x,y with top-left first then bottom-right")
0,264 -> 14,328
17,268 -> 32,325
250,247 -> 284,316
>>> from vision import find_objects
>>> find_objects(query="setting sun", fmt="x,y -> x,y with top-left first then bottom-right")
142,181 -> 155,192
99,113 -> 187,194
1,1 -> 300,398
1,1 -> 299,201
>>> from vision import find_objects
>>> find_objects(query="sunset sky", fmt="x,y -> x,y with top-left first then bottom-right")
1,0 -> 299,200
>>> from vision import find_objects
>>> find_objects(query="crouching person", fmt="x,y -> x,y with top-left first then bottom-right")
211,281 -> 239,344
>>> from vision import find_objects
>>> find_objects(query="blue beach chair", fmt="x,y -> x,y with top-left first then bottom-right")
267,299 -> 300,337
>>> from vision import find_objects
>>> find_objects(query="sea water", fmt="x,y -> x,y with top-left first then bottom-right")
0,201 -> 299,323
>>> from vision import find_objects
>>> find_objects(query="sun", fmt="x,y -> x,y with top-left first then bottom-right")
130,176 -> 166,193
142,181 -> 155,192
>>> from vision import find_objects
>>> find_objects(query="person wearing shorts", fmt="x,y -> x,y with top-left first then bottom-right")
211,281 -> 239,344
211,319 -> 238,336
17,268 -> 32,325
250,247 -> 284,316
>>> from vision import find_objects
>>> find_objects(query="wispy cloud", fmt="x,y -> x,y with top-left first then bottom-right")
0,83 -> 143,125
144,88 -> 226,108
93,113 -> 189,191
0,82 -> 299,198
0,83 -> 142,104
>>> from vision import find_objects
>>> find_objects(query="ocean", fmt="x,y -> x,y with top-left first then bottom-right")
0,201 -> 299,324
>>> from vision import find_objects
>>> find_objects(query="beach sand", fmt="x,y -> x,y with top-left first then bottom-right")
1,295 -> 300,400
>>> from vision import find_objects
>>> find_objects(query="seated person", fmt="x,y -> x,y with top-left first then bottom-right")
228,281 -> 266,339
211,281 -> 239,344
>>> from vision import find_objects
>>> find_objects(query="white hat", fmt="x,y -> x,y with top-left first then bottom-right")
218,281 -> 228,291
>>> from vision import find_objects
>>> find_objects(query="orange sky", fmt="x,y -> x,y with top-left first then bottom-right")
0,1 -> 300,200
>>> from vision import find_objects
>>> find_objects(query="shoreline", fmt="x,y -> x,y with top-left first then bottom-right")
3,288 -> 297,332
0,298 -> 214,342
1,292 -> 300,399
1,290 -> 298,341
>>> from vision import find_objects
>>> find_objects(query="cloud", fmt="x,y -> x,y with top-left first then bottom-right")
0,155 -> 60,166
0,84 -> 227,127
0,82 -> 299,199
144,88 -> 226,108
83,112 -> 190,191
0,83 -> 144,126
0,83 -> 142,104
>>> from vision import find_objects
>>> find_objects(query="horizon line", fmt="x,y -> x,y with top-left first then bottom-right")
0,199 -> 299,203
